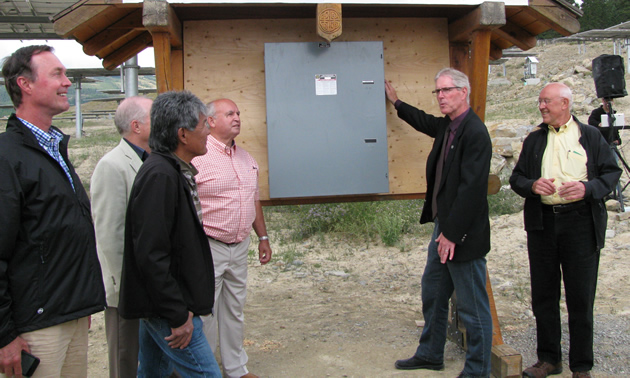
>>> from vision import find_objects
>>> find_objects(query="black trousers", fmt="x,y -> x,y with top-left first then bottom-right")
526,202 -> 600,372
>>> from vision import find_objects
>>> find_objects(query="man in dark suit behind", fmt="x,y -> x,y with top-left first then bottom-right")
385,68 -> 493,378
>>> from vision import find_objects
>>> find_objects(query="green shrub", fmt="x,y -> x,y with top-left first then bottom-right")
273,200 -> 427,246
268,187 -> 522,247
488,186 -> 524,216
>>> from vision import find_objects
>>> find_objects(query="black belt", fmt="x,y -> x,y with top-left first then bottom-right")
542,200 -> 586,214
207,236 -> 238,246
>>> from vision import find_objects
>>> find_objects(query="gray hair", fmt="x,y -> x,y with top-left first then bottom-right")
435,68 -> 470,104
114,96 -> 150,136
206,100 -> 217,117
149,91 -> 207,153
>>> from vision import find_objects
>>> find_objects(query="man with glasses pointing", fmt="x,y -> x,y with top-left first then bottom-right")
385,68 -> 493,378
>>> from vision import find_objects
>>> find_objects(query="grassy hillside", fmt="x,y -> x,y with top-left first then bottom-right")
0,75 -> 156,117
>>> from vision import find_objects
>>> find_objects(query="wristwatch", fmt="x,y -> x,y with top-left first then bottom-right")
258,236 -> 269,242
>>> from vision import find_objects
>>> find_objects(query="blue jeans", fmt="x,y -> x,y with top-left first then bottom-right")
138,316 -> 221,378
414,221 -> 492,377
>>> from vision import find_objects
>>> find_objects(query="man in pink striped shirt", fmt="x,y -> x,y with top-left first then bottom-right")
192,98 -> 272,378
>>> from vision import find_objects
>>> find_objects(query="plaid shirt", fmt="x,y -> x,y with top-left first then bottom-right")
171,152 -> 203,224
192,135 -> 259,244
19,117 -> 75,191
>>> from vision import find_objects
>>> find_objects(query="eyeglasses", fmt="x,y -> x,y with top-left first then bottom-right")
432,86 -> 461,95
537,98 -> 561,106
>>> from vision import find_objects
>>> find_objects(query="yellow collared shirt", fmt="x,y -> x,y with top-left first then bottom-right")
541,118 -> 587,205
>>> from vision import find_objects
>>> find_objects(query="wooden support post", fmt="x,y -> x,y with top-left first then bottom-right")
486,269 -> 503,345
171,49 -> 184,91
492,344 -> 522,377
446,268 -> 503,348
143,0 -> 183,93
151,32 -> 173,93
468,29 -> 492,121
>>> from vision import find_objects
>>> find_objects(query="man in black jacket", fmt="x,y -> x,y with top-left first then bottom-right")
119,90 -> 220,377
385,68 -> 493,377
0,45 -> 106,376
588,98 -> 620,145
511,83 -> 621,378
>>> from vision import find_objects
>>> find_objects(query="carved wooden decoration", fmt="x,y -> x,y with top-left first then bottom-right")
316,4 -> 342,42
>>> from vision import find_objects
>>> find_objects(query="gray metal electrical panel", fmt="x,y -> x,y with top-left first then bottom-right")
264,41 -> 389,198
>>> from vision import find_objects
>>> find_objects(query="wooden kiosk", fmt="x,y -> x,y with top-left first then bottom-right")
54,1 -> 581,376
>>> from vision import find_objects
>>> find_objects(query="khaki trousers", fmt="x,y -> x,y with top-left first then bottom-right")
202,236 -> 250,378
7,317 -> 90,378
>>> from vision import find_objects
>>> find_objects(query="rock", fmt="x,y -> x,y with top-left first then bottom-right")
584,57 -> 594,69
574,93 -> 586,104
560,76 -> 577,87
493,137 -> 521,157
489,78 -> 511,86
574,65 -> 590,74
550,73 -> 565,81
615,210 -> 630,221
493,124 -> 520,138
491,153 -> 507,175
583,96 -> 595,106
325,271 -> 350,278
492,138 -> 523,158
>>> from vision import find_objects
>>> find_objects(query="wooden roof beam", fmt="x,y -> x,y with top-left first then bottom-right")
83,9 -> 144,56
448,1 -> 506,43
53,2 -> 110,38
489,43 -> 504,61
102,31 -> 153,70
143,0 -> 182,48
493,21 -> 537,51
525,0 -> 580,36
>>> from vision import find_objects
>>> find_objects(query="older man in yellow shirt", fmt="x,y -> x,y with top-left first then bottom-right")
510,83 -> 621,378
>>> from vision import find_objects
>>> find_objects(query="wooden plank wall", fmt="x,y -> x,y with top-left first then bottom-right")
184,18 -> 450,201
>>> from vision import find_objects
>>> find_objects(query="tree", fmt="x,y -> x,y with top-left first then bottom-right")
611,0 -> 630,25
580,0 -> 630,31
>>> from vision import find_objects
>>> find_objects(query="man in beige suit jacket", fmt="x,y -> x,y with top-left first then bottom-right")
91,96 -> 152,378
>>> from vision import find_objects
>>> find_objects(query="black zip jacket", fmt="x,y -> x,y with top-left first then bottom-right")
119,152 -> 215,328
510,116 -> 622,249
0,114 -> 106,348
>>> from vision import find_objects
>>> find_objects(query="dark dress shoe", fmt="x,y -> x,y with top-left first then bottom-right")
394,356 -> 444,370
572,372 -> 592,378
522,361 -> 563,377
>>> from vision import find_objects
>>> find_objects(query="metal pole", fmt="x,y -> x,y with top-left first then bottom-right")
123,56 -> 139,98
75,78 -> 82,139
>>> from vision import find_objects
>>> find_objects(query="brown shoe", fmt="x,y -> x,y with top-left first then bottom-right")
522,361 -> 563,377
572,372 -> 592,378
240,374 -> 258,378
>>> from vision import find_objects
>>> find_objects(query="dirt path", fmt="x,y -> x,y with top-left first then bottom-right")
86,211 -> 630,377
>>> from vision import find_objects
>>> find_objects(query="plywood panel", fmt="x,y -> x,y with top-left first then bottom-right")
184,18 -> 449,201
